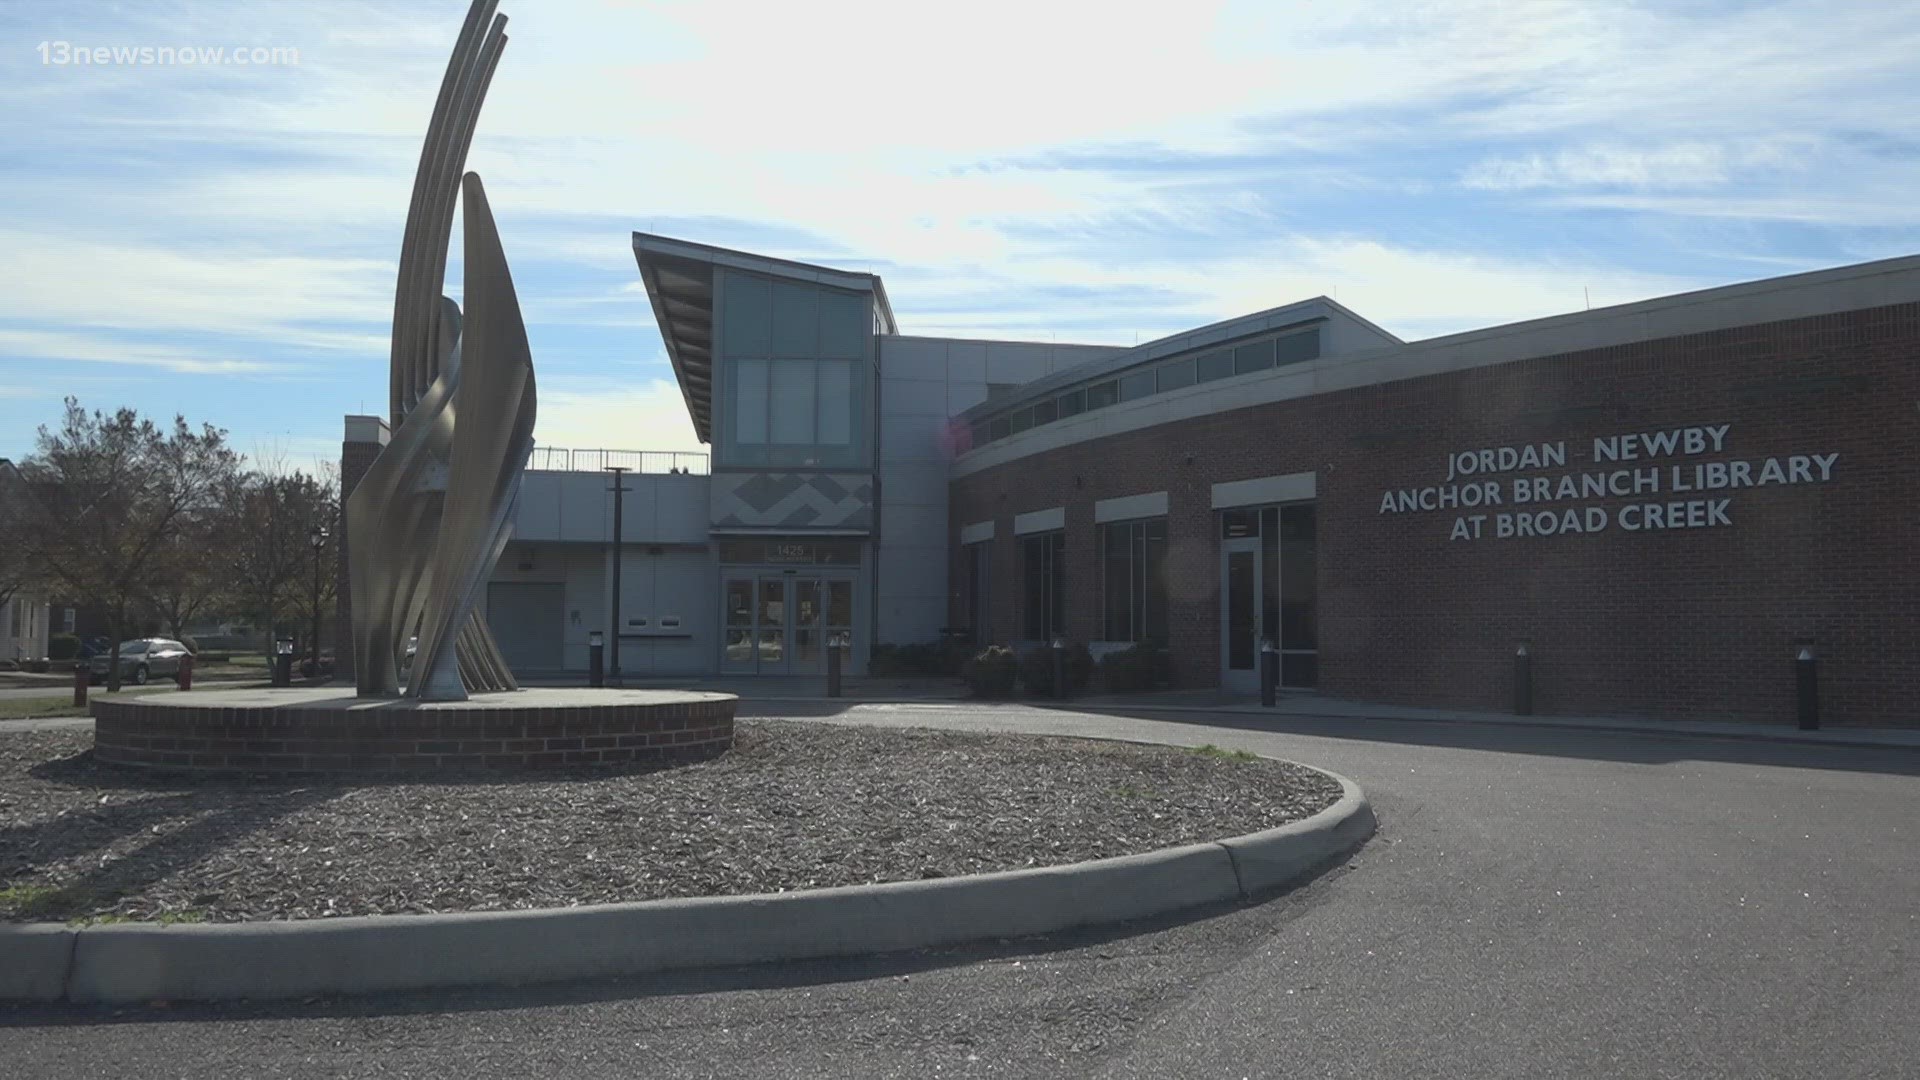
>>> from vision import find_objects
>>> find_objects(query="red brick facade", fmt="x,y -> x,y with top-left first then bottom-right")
950,302 -> 1920,727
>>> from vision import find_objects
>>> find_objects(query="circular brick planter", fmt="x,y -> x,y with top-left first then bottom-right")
89,687 -> 736,775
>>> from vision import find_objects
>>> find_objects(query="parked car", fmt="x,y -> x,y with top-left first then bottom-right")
88,638 -> 193,686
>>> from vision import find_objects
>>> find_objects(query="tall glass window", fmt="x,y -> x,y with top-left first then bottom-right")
1022,531 -> 1065,642
769,362 -> 814,443
817,360 -> 853,446
1102,519 -> 1167,642
968,541 -> 992,645
1278,503 -> 1317,686
735,359 -> 769,444
719,270 -> 872,468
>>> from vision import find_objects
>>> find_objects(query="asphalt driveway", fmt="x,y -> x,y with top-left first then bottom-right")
5,702 -> 1916,1079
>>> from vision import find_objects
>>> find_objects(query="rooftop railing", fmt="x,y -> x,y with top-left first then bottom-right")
525,448 -> 711,475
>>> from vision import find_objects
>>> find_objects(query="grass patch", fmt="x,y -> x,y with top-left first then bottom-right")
0,685 -> 175,721
3,882 -> 125,921
1188,743 -> 1260,763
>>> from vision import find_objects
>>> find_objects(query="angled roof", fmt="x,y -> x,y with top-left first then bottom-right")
956,294 -> 1402,422
632,233 -> 896,443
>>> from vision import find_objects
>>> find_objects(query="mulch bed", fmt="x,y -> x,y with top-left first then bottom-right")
0,720 -> 1341,924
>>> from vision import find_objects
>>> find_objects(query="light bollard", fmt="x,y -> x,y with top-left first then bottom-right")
827,633 -> 843,698
177,652 -> 194,691
588,630 -> 605,688
72,663 -> 88,708
272,638 -> 295,688
1796,646 -> 1819,730
1514,643 -> 1533,716
1260,640 -> 1278,708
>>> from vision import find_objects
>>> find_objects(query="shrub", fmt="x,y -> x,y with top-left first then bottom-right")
1021,642 -> 1093,696
869,640 -> 972,678
47,633 -> 79,661
962,645 -> 1018,697
25,659 -> 50,674
1099,640 -> 1170,691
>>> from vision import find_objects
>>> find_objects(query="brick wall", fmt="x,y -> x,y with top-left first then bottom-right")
92,696 -> 736,774
951,302 -> 1920,727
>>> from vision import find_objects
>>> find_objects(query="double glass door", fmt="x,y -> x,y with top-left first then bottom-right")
723,573 -> 853,675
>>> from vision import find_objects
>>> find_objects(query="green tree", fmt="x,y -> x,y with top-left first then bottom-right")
14,399 -> 240,690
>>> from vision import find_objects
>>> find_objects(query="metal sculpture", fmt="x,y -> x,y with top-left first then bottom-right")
346,0 -> 536,701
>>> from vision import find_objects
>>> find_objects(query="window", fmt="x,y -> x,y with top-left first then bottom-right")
817,360 -> 853,445
968,542 -> 992,645
990,415 -> 1011,441
719,270 -> 871,467
1084,381 -> 1118,410
768,361 -> 813,443
735,359 -> 770,444
770,282 -> 817,357
1275,328 -> 1320,366
1157,358 -> 1195,392
1030,399 -> 1057,425
1102,519 -> 1168,642
1056,389 -> 1085,418
1008,409 -> 1033,435
1234,339 -> 1277,375
1021,531 -> 1065,642
1278,503 -> 1317,686
1196,350 -> 1233,383
1118,370 -> 1155,402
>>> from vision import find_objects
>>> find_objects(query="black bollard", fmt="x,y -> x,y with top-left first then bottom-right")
1052,639 -> 1066,700
1796,646 -> 1819,730
1260,640 -> 1278,707
827,635 -> 842,698
272,639 -> 294,688
1514,643 -> 1532,716
588,631 -> 604,688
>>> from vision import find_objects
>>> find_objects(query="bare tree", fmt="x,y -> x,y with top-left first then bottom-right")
279,468 -> 341,667
0,459 -> 32,613
138,533 -> 228,643
222,467 -> 337,658
14,399 -> 240,691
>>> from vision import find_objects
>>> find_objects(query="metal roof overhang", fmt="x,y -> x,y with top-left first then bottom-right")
632,233 -> 897,445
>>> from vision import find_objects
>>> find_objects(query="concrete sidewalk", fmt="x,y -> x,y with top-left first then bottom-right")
1051,688 -> 1920,751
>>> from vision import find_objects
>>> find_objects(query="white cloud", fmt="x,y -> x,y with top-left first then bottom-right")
533,379 -> 704,459
0,229 -> 390,351
1462,142 -> 1809,192
0,329 -> 280,375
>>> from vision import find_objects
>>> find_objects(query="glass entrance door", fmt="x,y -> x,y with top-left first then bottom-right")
721,573 -> 854,675
1219,537 -> 1261,692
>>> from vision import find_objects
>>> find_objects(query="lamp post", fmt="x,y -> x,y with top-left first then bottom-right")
605,466 -> 630,687
308,525 -> 327,676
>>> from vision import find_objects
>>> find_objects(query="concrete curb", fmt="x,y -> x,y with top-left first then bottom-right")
1076,701 -> 1920,751
0,766 -> 1371,1006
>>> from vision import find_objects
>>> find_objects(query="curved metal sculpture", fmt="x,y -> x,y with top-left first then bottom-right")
347,0 -> 536,701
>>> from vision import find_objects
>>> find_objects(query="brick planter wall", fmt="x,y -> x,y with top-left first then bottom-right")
91,694 -> 736,774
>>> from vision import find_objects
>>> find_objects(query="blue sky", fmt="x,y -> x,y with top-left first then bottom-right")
3,0 -> 1918,469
